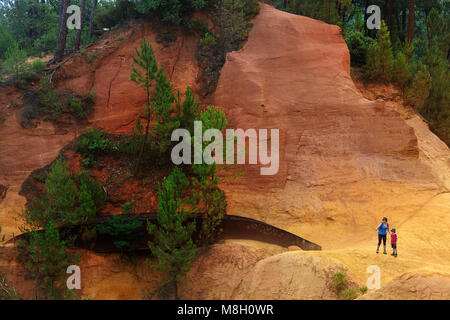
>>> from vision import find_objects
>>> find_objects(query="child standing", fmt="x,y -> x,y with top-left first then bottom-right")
390,228 -> 398,257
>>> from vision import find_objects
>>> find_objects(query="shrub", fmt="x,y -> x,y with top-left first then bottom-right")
214,0 -> 257,52
0,28 -> 14,60
68,92 -> 95,120
22,159 -> 77,228
199,32 -> 217,49
76,129 -> 118,166
97,201 -> 143,254
359,286 -> 368,294
37,75 -> 61,118
344,30 -> 374,66
365,21 -> 393,82
28,59 -> 46,73
69,97 -> 85,119
406,62 -> 432,109
393,50 -> 411,90
75,171 -> 106,224
147,168 -> 196,300
136,0 -> 206,25
341,288 -> 358,300
2,42 -> 27,84
331,270 -> 361,300
18,221 -> 79,299
95,0 -> 138,29
331,271 -> 348,294
24,161 -> 104,229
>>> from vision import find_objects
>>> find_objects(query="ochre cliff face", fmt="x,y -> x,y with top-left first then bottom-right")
1,3 -> 449,300
213,4 -> 448,248
0,21 -> 202,238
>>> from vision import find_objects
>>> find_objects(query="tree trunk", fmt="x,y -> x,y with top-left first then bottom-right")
89,0 -> 98,38
408,0 -> 415,43
401,8 -> 406,41
74,0 -> 86,51
134,88 -> 151,176
363,0 -> 369,36
54,0 -> 70,62
387,0 -> 393,31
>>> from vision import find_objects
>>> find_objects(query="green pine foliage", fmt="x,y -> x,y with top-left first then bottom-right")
130,37 -> 159,173
97,201 -> 143,254
76,129 -> 118,166
365,21 -> 394,82
18,221 -> 79,299
76,171 -> 106,224
406,62 -> 432,110
136,0 -> 206,25
175,86 -> 200,135
147,167 -> 196,300
2,42 -> 28,83
37,75 -> 62,118
393,49 -> 411,90
150,68 -> 178,156
42,159 -> 77,226
24,159 -> 105,229
187,106 -> 228,245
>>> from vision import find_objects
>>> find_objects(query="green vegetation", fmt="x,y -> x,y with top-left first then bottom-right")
365,21 -> 394,82
23,158 -> 105,228
359,286 -> 368,294
147,167 -> 196,300
196,0 -> 260,93
37,75 -> 61,118
130,37 -> 160,173
69,91 -> 96,120
341,287 -> 358,300
199,32 -> 217,49
136,0 -> 206,25
18,221 -> 79,300
1,42 -> 45,84
187,106 -> 228,245
97,201 -> 143,255
331,270 -> 360,300
76,129 -> 118,166
274,1 -> 450,146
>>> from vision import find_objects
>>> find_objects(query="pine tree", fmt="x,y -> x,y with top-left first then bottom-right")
147,167 -> 195,300
54,0 -> 70,62
187,106 -> 227,246
130,38 -> 159,174
2,42 -> 27,83
76,172 -> 98,225
74,0 -> 87,51
393,48 -> 411,90
45,159 -> 77,224
20,221 -> 77,299
176,86 -> 200,135
406,62 -> 432,110
365,21 -> 394,82
150,68 -> 178,156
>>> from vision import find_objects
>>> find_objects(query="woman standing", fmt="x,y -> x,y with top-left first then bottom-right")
376,217 -> 390,254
